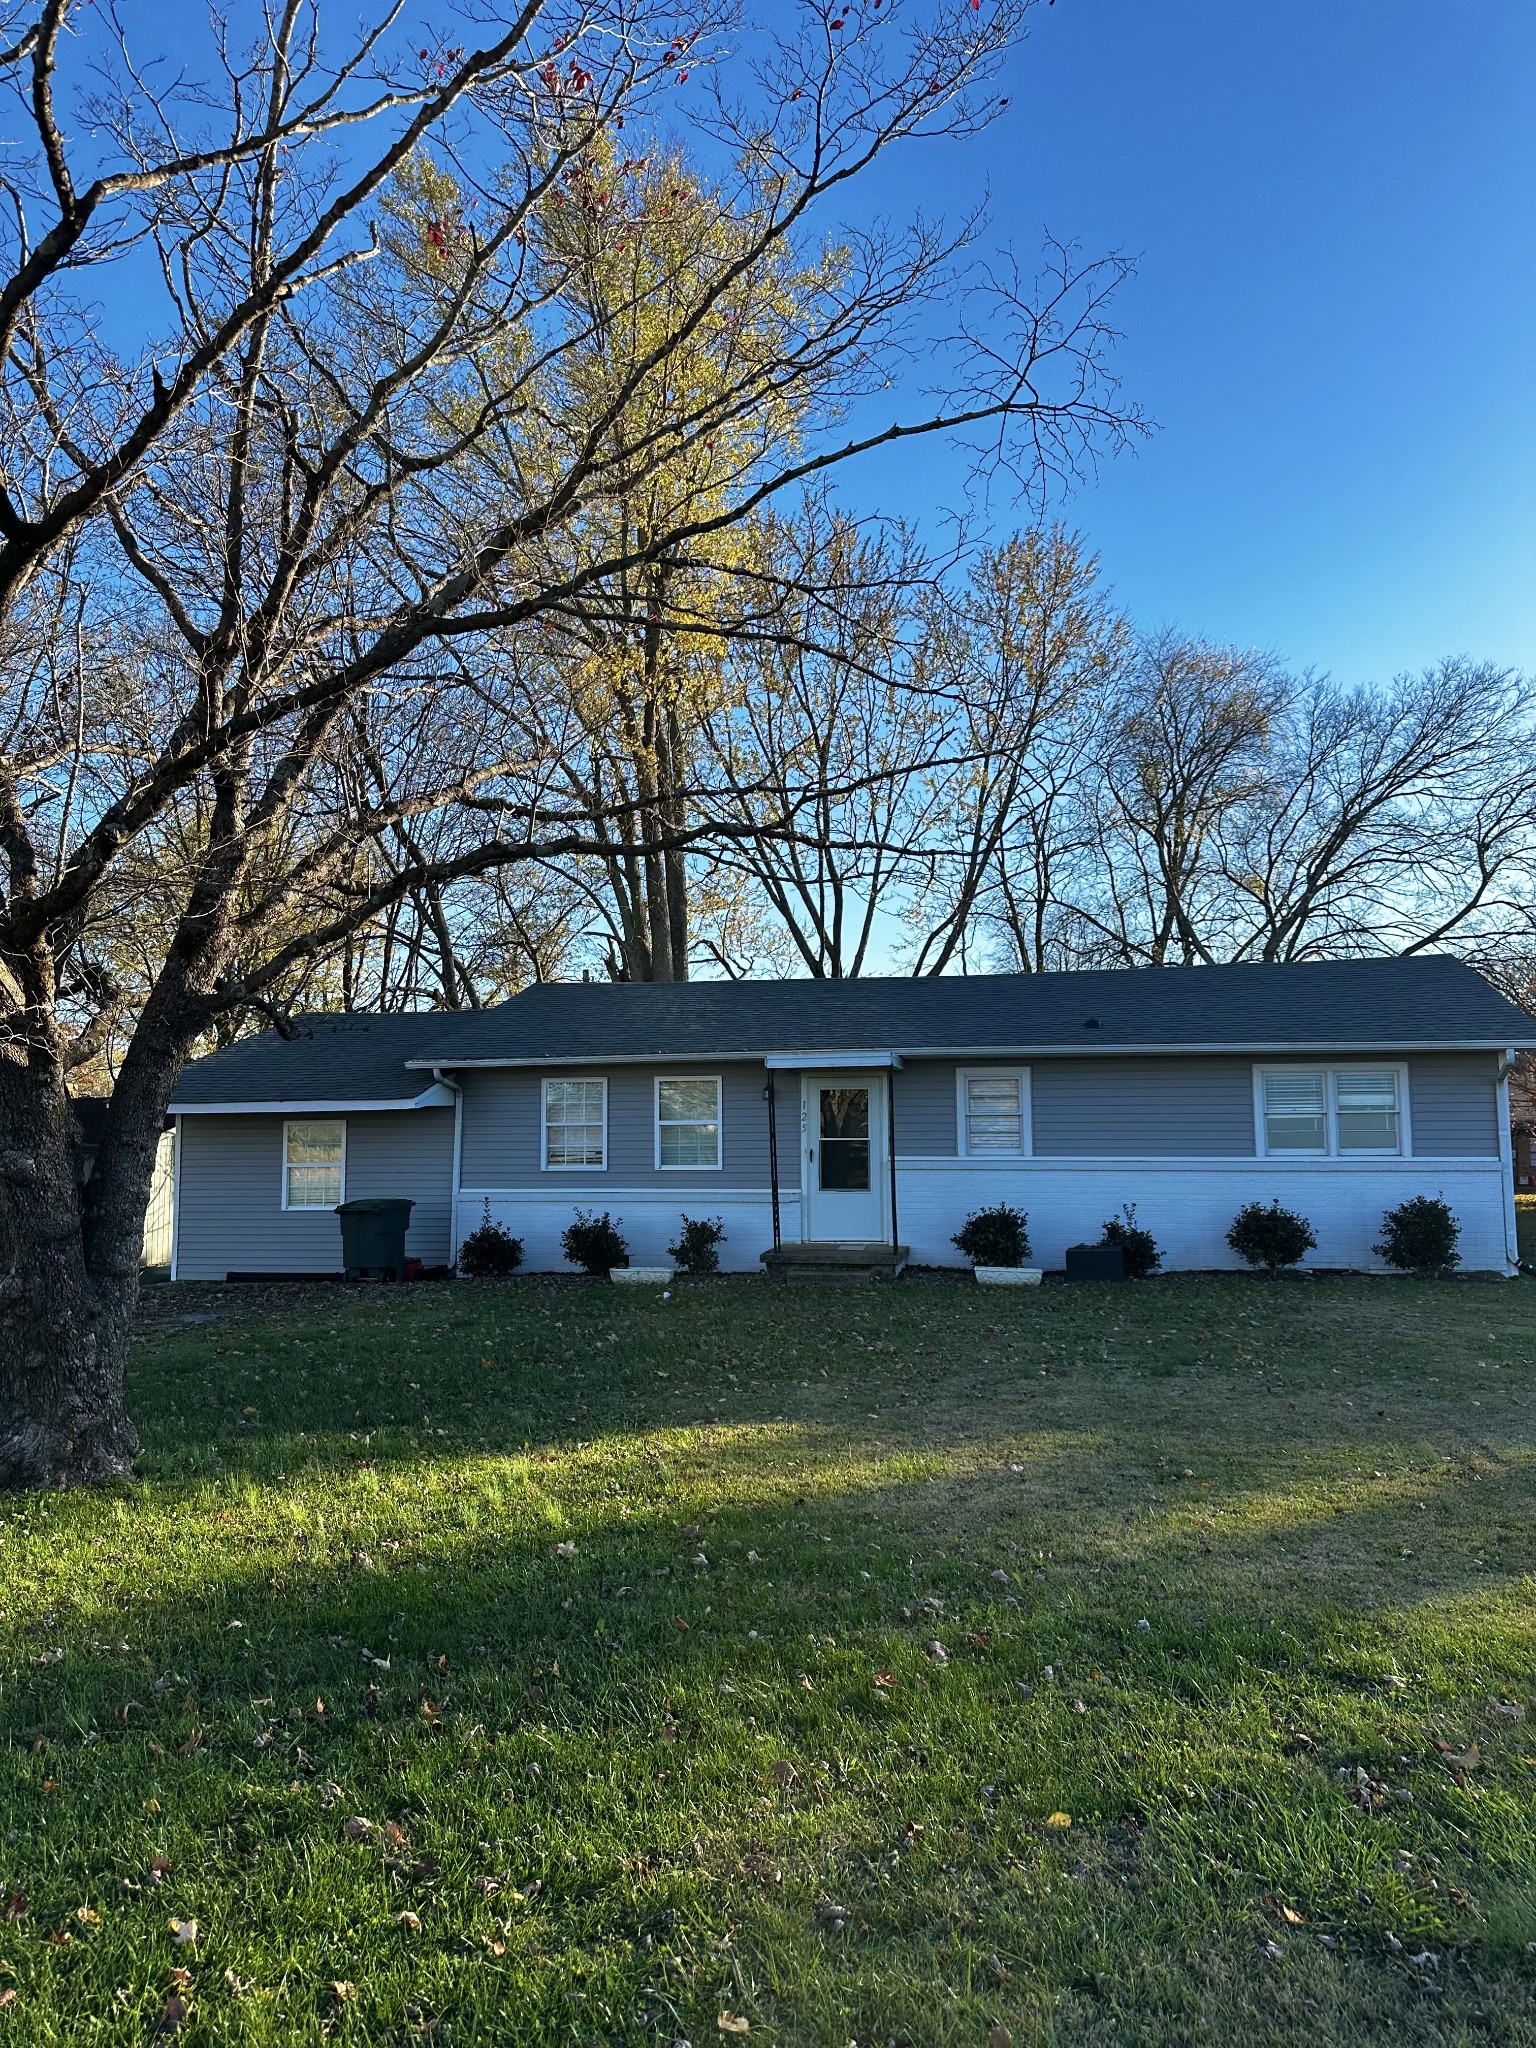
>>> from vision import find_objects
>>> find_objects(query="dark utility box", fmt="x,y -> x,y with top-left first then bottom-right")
1064,1242 -> 1125,1283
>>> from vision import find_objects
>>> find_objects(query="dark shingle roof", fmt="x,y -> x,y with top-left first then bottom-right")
170,1012 -> 457,1106
168,958 -> 1535,1106
406,957 -> 1531,1064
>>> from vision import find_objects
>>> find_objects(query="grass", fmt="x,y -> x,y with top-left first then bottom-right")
2,1272 -> 1535,2047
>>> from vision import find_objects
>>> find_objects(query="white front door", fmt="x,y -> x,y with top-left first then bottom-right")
802,1072 -> 887,1241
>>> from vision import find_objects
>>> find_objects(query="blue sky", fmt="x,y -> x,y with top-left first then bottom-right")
856,0 -> 1535,685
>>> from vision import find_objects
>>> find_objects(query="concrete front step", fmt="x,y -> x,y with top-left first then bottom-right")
761,1241 -> 910,1284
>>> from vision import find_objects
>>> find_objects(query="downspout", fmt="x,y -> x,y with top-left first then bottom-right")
887,1068 -> 900,1257
434,1068 -> 465,1271
169,1114 -> 182,1282
1497,1049 -> 1520,1276
766,1070 -> 781,1250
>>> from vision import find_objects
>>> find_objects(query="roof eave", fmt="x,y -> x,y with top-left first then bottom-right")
403,1037 -> 1535,1071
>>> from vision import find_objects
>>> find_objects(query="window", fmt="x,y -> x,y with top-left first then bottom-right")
1258,1067 -> 1405,1157
656,1076 -> 722,1170
543,1077 -> 607,1169
1261,1071 -> 1327,1153
1334,1069 -> 1402,1153
957,1068 -> 1030,1156
283,1119 -> 345,1208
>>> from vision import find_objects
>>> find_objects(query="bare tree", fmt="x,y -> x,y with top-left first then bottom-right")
900,527 -> 1126,973
0,0 -> 1136,1486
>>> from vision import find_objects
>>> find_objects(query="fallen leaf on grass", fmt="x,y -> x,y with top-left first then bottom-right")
158,1993 -> 188,2036
1045,1812 -> 1072,1829
394,1911 -> 422,1932
167,1968 -> 194,1991
148,1856 -> 171,1885
343,1816 -> 374,1840
167,1918 -> 198,1947
73,1905 -> 101,1926
1432,1740 -> 1481,1788
1,1894 -> 26,1922
989,2028 -> 1013,2048
177,1729 -> 203,1757
330,1981 -> 355,2003
718,2017 -> 750,2035
771,1760 -> 797,1787
553,1541 -> 577,1559
0,1989 -> 14,2009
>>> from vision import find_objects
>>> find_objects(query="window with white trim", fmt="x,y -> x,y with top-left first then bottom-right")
543,1077 -> 607,1169
957,1068 -> 1030,1156
1258,1066 -> 1405,1156
656,1076 -> 722,1170
283,1118 -> 345,1208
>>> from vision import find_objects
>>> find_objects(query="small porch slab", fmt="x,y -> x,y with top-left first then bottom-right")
760,1241 -> 910,1284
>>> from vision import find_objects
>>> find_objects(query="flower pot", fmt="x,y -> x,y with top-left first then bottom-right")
973,1266 -> 1043,1287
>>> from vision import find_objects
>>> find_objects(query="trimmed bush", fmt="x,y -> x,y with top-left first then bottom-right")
668,1214 -> 726,1278
1376,1195 -> 1461,1278
1226,1199 -> 1317,1276
456,1199 -> 524,1278
562,1209 -> 628,1275
952,1204 -> 1031,1269
1099,1204 -> 1161,1280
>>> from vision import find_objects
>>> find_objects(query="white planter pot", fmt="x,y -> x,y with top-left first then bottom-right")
974,1266 -> 1043,1287
610,1266 -> 674,1285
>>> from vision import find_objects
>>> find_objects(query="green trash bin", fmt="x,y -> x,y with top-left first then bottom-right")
336,1198 -> 414,1280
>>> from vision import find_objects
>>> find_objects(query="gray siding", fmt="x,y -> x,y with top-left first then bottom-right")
1033,1057 -> 1258,1156
892,1061 -> 961,1155
175,1109 -> 455,1279
897,1052 -> 1503,1160
458,1064 -> 771,1189
1408,1052 -> 1501,1157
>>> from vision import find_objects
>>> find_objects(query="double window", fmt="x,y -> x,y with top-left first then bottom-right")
538,1074 -> 724,1171
957,1068 -> 1031,1156
283,1118 -> 345,1208
1258,1067 -> 1406,1156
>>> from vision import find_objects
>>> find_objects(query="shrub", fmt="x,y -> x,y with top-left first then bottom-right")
1226,1199 -> 1317,1276
457,1199 -> 524,1278
952,1204 -> 1031,1268
1098,1204 -> 1161,1280
1375,1195 -> 1461,1278
562,1209 -> 628,1275
669,1214 -> 726,1278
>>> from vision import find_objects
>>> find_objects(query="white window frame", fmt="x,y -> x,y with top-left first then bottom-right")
654,1073 -> 723,1172
542,1075 -> 608,1171
1254,1063 -> 1411,1158
956,1066 -> 1032,1158
281,1117 -> 347,1210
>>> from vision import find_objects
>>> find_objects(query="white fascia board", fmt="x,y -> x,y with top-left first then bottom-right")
404,1051 -> 771,1070
169,1082 -> 456,1114
406,1039 -> 1531,1072
763,1050 -> 904,1069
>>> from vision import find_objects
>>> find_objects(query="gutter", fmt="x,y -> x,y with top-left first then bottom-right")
402,1039 -> 1536,1071
433,1068 -> 465,1270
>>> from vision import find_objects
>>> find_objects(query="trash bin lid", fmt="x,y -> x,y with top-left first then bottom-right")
335,1198 -> 416,1215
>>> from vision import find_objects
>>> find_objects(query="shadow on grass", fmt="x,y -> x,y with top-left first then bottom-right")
0,1275 -> 1529,2043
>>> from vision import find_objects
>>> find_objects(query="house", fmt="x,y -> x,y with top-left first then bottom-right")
73,1099 -> 177,1270
166,955 -> 1535,1279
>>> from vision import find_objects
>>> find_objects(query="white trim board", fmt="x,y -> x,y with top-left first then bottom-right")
407,1038 -> 1532,1072
171,1085 -> 455,1114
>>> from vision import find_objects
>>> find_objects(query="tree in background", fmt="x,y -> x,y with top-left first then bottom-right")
0,0 -> 1135,1487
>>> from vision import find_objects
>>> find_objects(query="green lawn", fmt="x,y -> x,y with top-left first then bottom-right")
2,1274 -> 1535,2046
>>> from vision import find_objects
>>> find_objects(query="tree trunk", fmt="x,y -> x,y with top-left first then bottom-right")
0,1057 -> 140,1489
